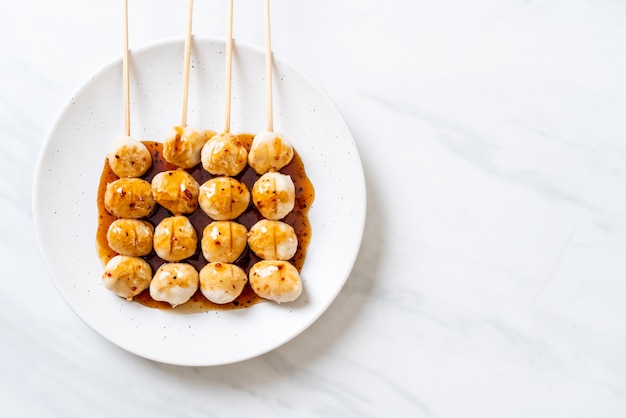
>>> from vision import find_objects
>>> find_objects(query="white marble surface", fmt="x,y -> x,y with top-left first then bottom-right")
3,0 -> 626,416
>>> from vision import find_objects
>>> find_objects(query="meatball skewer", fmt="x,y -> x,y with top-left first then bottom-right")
163,0 -> 210,169
200,0 -> 248,177
246,0 -> 294,176
107,0 -> 152,179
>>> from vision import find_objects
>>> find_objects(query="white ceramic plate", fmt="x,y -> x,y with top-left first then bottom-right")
33,37 -> 365,366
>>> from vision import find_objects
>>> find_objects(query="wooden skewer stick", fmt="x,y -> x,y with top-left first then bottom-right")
181,0 -> 194,127
224,0 -> 234,133
123,0 -> 130,136
264,0 -> 273,132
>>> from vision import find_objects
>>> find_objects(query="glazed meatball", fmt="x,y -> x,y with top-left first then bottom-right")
106,219 -> 154,257
247,219 -> 297,261
107,135 -> 152,178
149,263 -> 199,307
249,260 -> 302,303
104,178 -> 156,218
247,131 -> 293,174
201,221 -> 248,263
102,255 -> 152,301
153,215 -> 198,261
251,172 -> 295,220
199,262 -> 247,304
151,169 -> 199,215
198,177 -> 250,221
201,132 -> 248,176
163,126 -> 209,169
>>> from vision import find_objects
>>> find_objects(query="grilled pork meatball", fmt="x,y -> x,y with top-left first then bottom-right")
199,262 -> 247,304
102,255 -> 152,301
149,263 -> 199,307
104,178 -> 156,219
247,131 -> 293,174
163,126 -> 210,169
106,219 -> 154,257
201,221 -> 248,263
107,135 -> 152,178
151,169 -> 199,215
201,132 -> 248,176
247,219 -> 297,261
251,172 -> 295,220
198,177 -> 250,221
153,215 -> 198,262
249,260 -> 302,303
